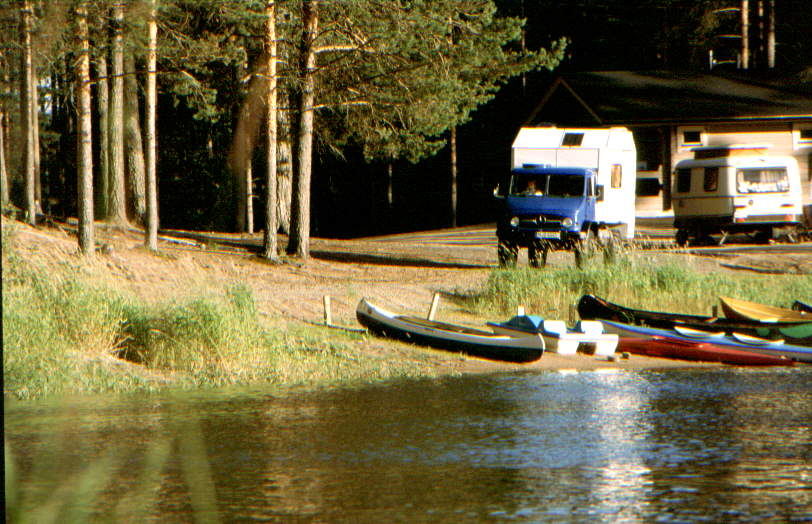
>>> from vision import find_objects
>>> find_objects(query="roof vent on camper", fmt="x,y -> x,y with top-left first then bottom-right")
692,144 -> 771,160
561,132 -> 584,147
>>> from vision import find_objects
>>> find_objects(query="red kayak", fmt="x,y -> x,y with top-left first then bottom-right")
619,336 -> 794,366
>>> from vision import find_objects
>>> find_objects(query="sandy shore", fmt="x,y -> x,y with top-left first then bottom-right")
11,218 -> 791,377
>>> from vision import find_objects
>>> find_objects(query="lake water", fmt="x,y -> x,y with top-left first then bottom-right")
5,367 -> 812,523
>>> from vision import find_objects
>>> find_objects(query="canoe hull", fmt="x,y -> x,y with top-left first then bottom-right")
602,320 -> 809,364
618,337 -> 793,366
356,299 -> 544,363
578,294 -> 812,347
719,296 -> 812,323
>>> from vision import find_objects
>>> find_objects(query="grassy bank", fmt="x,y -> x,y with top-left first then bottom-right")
2,225 -> 439,400
468,251 -> 812,320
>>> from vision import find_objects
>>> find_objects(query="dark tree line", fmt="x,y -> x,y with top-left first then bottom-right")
1,1 -> 809,255
0,0 -> 564,258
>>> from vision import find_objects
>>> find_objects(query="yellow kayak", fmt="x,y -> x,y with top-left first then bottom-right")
719,296 -> 812,323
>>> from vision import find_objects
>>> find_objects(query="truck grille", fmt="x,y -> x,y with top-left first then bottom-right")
520,216 -> 562,228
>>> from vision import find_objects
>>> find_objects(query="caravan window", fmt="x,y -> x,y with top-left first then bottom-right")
676,168 -> 691,193
736,168 -> 790,194
703,167 -> 719,192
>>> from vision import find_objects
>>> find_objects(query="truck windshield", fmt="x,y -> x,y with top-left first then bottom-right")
510,175 -> 546,196
509,174 -> 585,197
547,175 -> 585,197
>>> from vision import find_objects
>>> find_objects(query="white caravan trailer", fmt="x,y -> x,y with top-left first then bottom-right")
672,145 -> 802,245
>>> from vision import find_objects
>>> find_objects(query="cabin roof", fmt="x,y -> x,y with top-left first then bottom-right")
526,71 -> 812,127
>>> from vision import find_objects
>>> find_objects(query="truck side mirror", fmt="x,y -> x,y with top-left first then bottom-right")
493,186 -> 505,199
596,184 -> 605,202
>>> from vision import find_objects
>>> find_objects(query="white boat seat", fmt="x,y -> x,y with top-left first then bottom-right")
542,320 -> 568,336
575,320 -> 604,335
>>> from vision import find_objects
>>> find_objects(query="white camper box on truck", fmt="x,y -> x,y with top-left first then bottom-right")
510,127 -> 637,239
672,145 -> 802,245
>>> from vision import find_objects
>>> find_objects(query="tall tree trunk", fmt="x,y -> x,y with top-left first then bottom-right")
276,93 -> 292,234
0,51 -> 7,208
235,75 -> 248,233
262,0 -> 279,261
287,0 -> 318,259
31,66 -> 41,212
108,1 -> 128,226
767,0 -> 775,68
125,54 -> 146,224
145,0 -> 159,251
387,161 -> 393,208
245,163 -> 254,234
741,0 -> 749,69
76,2 -> 95,256
96,55 -> 110,218
450,125 -> 457,228
757,0 -> 765,68
0,110 -> 7,208
20,0 -> 36,224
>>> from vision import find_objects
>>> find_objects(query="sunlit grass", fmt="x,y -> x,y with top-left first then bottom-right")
2,225 -> 432,400
469,251 -> 812,320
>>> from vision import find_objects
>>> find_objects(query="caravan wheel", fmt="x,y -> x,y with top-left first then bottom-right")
753,227 -> 773,244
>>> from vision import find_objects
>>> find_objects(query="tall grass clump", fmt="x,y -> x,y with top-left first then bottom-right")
3,230 -> 138,399
3,224 -> 433,399
470,252 -> 812,319
122,284 -> 269,385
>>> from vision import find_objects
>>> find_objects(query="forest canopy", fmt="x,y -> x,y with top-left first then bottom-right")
0,0 -> 809,256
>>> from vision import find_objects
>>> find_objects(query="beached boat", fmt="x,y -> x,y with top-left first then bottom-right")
794,300 -> 812,314
600,319 -> 811,363
618,336 -> 794,366
356,299 -> 544,363
487,315 -> 618,356
720,296 -> 812,323
577,294 -> 812,347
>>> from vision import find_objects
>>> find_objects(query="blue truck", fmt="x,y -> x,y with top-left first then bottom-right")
495,127 -> 637,267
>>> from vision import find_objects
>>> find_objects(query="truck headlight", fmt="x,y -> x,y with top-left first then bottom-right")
562,217 -> 573,227
509,216 -> 520,227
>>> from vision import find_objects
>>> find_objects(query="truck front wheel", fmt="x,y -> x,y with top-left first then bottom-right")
498,239 -> 518,268
528,241 -> 548,268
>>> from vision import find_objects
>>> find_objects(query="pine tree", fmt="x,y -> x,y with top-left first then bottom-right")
75,0 -> 95,255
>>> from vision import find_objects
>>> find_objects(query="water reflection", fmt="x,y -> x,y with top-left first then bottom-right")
5,367 -> 812,522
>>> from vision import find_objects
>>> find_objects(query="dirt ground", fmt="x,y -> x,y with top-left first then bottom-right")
6,217 -> 810,375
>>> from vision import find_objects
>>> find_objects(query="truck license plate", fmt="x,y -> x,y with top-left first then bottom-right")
536,231 -> 559,239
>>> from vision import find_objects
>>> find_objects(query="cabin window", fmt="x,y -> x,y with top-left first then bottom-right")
682,130 -> 702,145
736,168 -> 790,194
561,133 -> 584,147
676,168 -> 691,193
703,167 -> 719,192
611,164 -> 622,188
